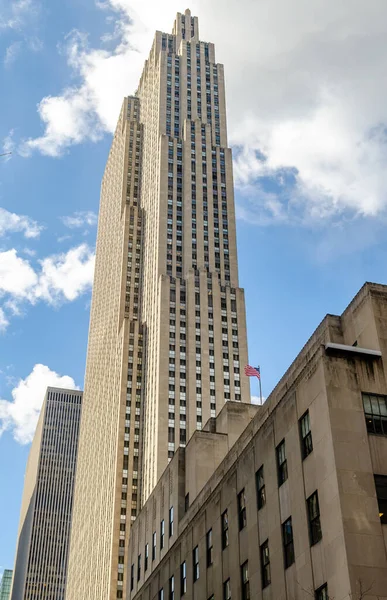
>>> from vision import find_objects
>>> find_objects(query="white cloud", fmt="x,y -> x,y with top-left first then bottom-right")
4,41 -> 22,67
251,396 -> 266,406
0,244 -> 95,326
0,206 -> 43,238
61,210 -> 98,228
22,0 -> 387,221
0,308 -> 9,332
0,364 -> 78,444
2,129 -> 14,161
0,0 -> 36,31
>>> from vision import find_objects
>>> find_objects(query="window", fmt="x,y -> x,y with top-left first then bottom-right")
307,491 -> 322,545
223,578 -> 231,600
180,561 -> 187,596
130,564 -> 134,591
137,554 -> 141,581
145,543 -> 149,571
159,589 -> 164,600
169,575 -> 175,600
221,509 -> 229,549
276,440 -> 288,486
375,474 -> 387,524
169,506 -> 174,537
206,528 -> 213,566
152,531 -> 156,560
241,561 -> 250,600
363,393 -> 387,435
160,519 -> 165,549
260,540 -> 271,588
193,545 -> 199,581
300,410 -> 313,458
238,489 -> 247,530
282,517 -> 295,568
315,583 -> 329,600
256,466 -> 266,509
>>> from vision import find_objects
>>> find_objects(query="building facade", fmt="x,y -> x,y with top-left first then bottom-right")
66,10 -> 250,600
0,570 -> 12,600
10,388 -> 82,600
128,282 -> 387,600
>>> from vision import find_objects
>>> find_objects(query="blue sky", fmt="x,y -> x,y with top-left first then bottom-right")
1,0 -> 387,579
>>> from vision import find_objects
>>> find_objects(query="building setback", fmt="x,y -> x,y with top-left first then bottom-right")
128,282 -> 387,600
10,388 -> 82,600
66,9 -> 250,600
0,570 -> 12,600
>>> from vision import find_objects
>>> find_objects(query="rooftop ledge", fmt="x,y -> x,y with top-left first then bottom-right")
325,342 -> 382,358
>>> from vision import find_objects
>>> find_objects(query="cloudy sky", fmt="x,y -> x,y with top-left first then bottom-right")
1,0 -> 387,578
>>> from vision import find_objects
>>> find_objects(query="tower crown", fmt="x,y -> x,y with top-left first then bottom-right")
172,8 -> 199,42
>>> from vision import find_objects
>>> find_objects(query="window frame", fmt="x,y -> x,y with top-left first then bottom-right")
223,578 -> 231,600
160,519 -> 165,550
193,545 -> 200,582
300,410 -> 313,459
256,466 -> 266,510
206,528 -> 213,567
152,531 -> 156,561
307,491 -> 322,545
169,506 -> 174,537
375,474 -> 387,524
238,488 -> 247,530
241,560 -> 250,600
362,393 -> 387,436
169,574 -> 175,600
221,509 -> 229,549
180,561 -> 187,596
260,539 -> 271,588
315,583 -> 329,600
282,517 -> 295,568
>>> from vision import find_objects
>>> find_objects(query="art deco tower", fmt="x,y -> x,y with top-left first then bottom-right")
66,10 -> 250,600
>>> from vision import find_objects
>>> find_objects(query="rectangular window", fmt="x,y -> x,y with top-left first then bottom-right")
276,440 -> 288,486
159,589 -> 164,600
260,540 -> 271,588
223,578 -> 231,600
315,583 -> 328,600
282,517 -> 295,568
206,528 -> 213,566
193,545 -> 199,581
180,561 -> 187,596
238,489 -> 247,530
169,506 -> 174,537
241,561 -> 250,600
221,509 -> 229,549
300,410 -> 313,458
169,575 -> 175,600
363,393 -> 387,435
160,519 -> 165,549
137,554 -> 141,581
145,543 -> 149,571
307,491 -> 322,545
256,466 -> 266,509
375,474 -> 387,524
152,531 -> 156,560
130,564 -> 134,591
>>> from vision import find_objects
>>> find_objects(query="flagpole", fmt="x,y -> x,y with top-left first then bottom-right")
258,366 -> 262,405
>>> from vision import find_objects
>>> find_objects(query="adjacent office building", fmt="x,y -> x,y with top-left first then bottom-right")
11,388 -> 82,600
0,570 -> 12,600
127,282 -> 387,600
66,9 -> 250,600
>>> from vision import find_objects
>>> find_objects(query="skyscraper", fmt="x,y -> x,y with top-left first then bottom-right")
0,570 -> 12,600
11,388 -> 82,600
66,10 -> 250,600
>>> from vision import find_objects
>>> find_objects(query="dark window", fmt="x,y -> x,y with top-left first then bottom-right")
238,489 -> 247,530
363,393 -> 387,435
375,474 -> 387,524
169,575 -> 175,600
276,440 -> 288,486
193,545 -> 199,581
260,540 -> 271,588
300,410 -> 313,458
137,554 -> 141,581
206,528 -> 213,566
307,491 -> 322,545
169,506 -> 174,537
160,519 -> 165,549
159,589 -> 164,600
130,564 -> 134,591
145,543 -> 149,571
256,466 -> 266,509
315,583 -> 329,600
223,578 -> 231,600
241,561 -> 250,600
282,517 -> 295,568
152,531 -> 156,560
180,561 -> 187,596
221,509 -> 229,549
185,493 -> 189,511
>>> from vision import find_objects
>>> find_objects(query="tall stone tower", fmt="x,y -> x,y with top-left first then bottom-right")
66,10 -> 250,600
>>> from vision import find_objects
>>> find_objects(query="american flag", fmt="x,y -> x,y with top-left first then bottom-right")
244,365 -> 260,379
